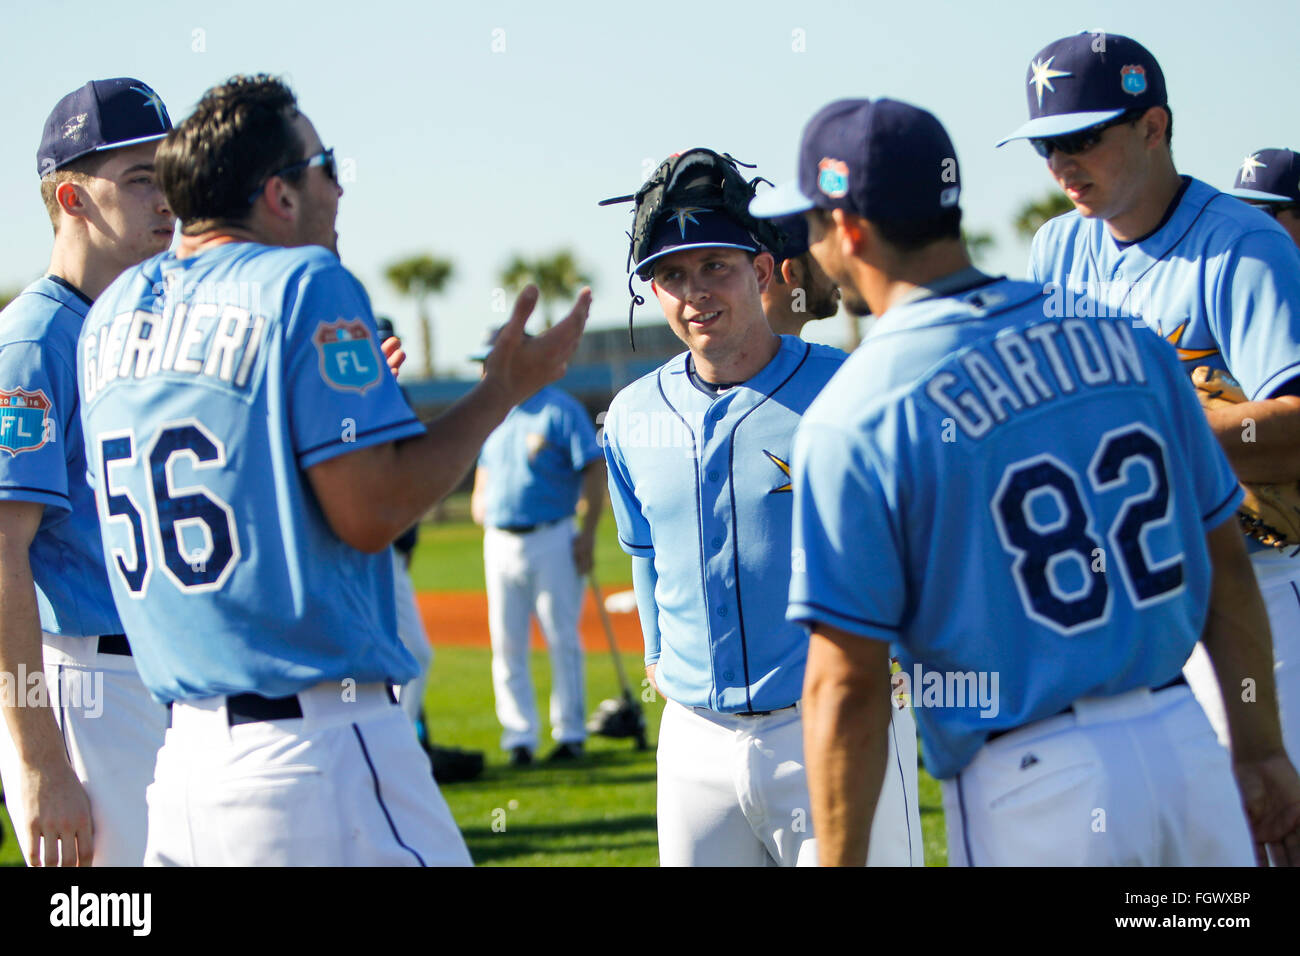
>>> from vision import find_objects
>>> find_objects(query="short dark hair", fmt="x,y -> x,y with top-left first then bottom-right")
806,205 -> 962,253
39,152 -> 108,234
872,207 -> 963,251
157,74 -> 305,235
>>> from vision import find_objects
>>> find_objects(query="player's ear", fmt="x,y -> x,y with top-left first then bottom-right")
54,180 -> 90,223
780,257 -> 802,288
1140,107 -> 1168,149
752,250 -> 775,293
260,176 -> 298,222
831,209 -> 866,257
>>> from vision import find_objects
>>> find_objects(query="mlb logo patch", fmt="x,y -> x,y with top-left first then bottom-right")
1120,65 -> 1147,96
0,388 -> 53,456
818,158 -> 849,198
313,319 -> 382,394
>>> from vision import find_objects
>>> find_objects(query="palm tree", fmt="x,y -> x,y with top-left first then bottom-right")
384,254 -> 454,378
1012,191 -> 1074,241
500,250 -> 592,329
963,229 -> 996,267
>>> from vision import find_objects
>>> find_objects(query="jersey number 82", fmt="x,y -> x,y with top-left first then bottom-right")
991,423 -> 1185,636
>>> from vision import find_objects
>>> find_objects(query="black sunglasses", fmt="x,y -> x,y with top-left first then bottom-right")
1030,111 -> 1142,159
248,148 -> 337,204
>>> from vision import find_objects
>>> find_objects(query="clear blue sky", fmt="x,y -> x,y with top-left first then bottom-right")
1,0 -> 1294,375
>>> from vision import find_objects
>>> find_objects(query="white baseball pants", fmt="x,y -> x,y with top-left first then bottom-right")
0,632 -> 167,866
483,521 -> 586,750
145,681 -> 471,866
1183,548 -> 1300,761
392,548 -> 433,726
942,683 -> 1254,866
655,697 -> 924,866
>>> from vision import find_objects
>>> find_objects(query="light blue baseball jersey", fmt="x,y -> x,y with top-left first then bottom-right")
788,277 -> 1243,779
605,335 -> 845,713
478,385 -> 600,528
1028,177 -> 1300,400
78,242 -> 424,703
0,277 -> 122,637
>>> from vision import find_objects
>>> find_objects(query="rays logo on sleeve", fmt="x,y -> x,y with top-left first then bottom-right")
313,319 -> 382,394
0,388 -> 53,456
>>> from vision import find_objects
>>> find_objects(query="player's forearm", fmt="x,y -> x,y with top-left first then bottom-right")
803,631 -> 889,866
577,463 -> 606,538
0,546 -> 68,769
630,555 -> 662,663
1201,520 -> 1288,761
1207,398 -> 1300,483
470,468 -> 487,526
359,380 -> 517,548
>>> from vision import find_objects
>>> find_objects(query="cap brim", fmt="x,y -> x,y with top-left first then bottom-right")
749,180 -> 816,218
92,130 -> 170,153
995,109 -> 1126,147
634,241 -> 760,277
1225,188 -> 1293,203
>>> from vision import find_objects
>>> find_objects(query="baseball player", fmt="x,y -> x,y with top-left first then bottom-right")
1227,148 -> 1300,247
76,74 -> 589,866
997,32 -> 1300,764
602,148 -> 923,866
470,332 -> 605,765
0,78 -> 175,867
755,95 -> 1300,866
759,213 -> 841,337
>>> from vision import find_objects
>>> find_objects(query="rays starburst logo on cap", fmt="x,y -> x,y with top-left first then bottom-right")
131,84 -> 170,127
1239,153 -> 1267,184
1029,56 -> 1071,108
669,206 -> 706,237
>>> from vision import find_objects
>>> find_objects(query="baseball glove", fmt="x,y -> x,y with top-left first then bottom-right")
1191,366 -> 1300,553
599,148 -> 787,345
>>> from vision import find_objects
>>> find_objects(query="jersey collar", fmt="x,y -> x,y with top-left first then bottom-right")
663,336 -> 812,414
1098,177 -> 1217,263
869,276 -> 1038,339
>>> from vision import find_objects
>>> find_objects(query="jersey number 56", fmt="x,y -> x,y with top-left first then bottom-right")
97,419 -> 240,596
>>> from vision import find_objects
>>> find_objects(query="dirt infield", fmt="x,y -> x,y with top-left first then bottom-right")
416,589 -> 644,653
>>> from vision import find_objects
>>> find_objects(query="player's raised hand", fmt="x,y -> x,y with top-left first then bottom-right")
1233,754 -> 1300,865
381,335 -> 406,378
483,284 -> 591,406
19,759 -> 94,866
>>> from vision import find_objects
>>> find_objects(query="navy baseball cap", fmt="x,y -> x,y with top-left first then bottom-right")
38,78 -> 172,178
749,98 -> 961,222
997,32 -> 1166,146
634,207 -> 762,279
1228,148 -> 1300,204
769,213 -> 810,260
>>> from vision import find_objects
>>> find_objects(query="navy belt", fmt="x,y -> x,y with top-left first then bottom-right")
97,633 -> 132,656
495,518 -> 564,535
726,703 -> 799,718
167,684 -> 398,728
986,673 -> 1188,743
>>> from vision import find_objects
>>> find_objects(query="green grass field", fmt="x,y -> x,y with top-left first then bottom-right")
0,503 -> 949,866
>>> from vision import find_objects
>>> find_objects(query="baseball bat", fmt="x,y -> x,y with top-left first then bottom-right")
588,573 -> 635,699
